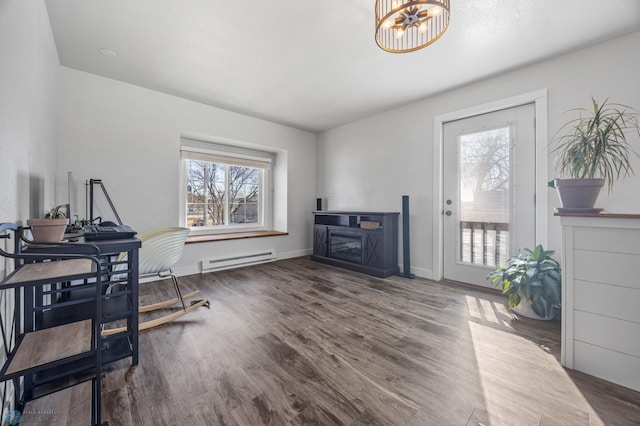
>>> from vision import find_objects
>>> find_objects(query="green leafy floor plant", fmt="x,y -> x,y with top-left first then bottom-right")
487,245 -> 561,319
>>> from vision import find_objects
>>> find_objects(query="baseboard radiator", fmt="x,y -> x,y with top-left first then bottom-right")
201,250 -> 276,272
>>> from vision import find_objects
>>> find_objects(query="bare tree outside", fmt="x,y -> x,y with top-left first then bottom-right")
229,166 -> 259,224
459,127 -> 510,223
186,160 -> 261,227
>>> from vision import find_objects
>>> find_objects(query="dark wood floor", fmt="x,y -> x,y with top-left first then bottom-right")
101,257 -> 640,425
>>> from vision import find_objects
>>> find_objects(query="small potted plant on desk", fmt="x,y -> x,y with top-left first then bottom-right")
26,208 -> 68,243
551,97 -> 640,212
487,245 -> 561,320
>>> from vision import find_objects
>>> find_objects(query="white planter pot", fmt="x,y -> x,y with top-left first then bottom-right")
511,295 -> 555,321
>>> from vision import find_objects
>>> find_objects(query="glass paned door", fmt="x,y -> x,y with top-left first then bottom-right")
443,104 -> 535,287
459,127 -> 511,268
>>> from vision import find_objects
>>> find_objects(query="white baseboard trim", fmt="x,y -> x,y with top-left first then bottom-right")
278,248 -> 312,260
412,266 -> 434,280
398,265 -> 434,280
177,251 -> 432,279
173,264 -> 201,278
172,249 -> 312,278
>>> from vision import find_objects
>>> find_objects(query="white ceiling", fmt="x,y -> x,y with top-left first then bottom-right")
45,0 -> 640,133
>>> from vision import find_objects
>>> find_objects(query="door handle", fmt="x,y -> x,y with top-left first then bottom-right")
445,210 -> 452,216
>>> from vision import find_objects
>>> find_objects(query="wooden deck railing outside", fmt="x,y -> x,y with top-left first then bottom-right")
460,221 -> 509,268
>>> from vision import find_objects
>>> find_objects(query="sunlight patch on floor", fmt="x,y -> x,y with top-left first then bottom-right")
467,321 -> 604,426
465,295 -> 513,329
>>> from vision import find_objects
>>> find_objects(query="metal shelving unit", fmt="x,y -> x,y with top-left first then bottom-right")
0,222 -> 103,425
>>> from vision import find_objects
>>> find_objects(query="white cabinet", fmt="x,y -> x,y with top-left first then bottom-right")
559,214 -> 640,392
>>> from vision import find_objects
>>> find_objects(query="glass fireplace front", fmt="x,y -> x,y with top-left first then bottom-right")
329,231 -> 362,264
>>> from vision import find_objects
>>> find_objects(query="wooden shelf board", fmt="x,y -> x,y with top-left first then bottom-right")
2,258 -> 94,286
554,212 -> 640,219
186,230 -> 287,244
5,320 -> 92,375
21,380 -> 92,426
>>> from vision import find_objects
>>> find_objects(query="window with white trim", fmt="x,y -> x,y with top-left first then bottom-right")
180,139 -> 274,232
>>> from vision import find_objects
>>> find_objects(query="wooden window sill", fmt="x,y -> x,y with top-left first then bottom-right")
185,230 -> 288,244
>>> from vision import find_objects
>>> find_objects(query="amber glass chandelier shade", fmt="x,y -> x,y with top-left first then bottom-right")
375,0 -> 450,53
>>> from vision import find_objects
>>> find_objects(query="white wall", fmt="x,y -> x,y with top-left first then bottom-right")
0,0 -> 60,415
57,68 -> 317,274
317,32 -> 640,279
0,0 -> 60,225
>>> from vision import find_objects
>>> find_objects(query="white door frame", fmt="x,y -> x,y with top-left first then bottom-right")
432,89 -> 549,282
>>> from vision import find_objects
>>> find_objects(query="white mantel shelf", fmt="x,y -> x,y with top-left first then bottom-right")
558,212 -> 640,392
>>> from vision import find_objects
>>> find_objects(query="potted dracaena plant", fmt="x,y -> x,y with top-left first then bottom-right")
26,208 -> 68,242
487,245 -> 561,320
551,97 -> 640,211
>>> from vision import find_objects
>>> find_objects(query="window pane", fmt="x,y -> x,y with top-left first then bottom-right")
229,166 -> 260,225
186,160 -> 261,228
459,127 -> 510,268
186,160 -> 226,227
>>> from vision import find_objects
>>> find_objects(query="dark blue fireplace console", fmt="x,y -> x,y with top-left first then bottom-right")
311,211 -> 399,278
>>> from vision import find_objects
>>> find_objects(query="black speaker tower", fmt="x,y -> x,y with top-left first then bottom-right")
400,195 -> 415,279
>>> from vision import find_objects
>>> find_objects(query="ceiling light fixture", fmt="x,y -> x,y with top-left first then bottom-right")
375,0 -> 450,53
